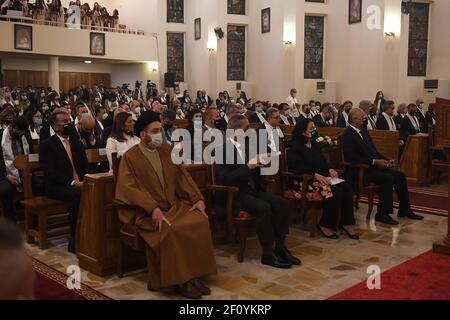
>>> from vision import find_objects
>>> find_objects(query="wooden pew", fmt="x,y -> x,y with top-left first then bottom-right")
14,149 -> 109,250
369,130 -> 400,164
399,134 -> 430,186
174,119 -> 188,129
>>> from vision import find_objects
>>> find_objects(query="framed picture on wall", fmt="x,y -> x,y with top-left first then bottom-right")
349,0 -> 362,24
14,24 -> 32,51
90,32 -> 105,56
194,18 -> 201,40
261,8 -> 270,34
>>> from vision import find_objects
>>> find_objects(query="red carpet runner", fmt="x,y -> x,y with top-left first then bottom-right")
360,187 -> 448,217
329,251 -> 450,300
32,258 -> 111,300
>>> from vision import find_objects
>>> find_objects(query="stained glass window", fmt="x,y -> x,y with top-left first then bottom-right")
167,32 -> 184,82
304,15 -> 324,79
167,0 -> 184,24
227,25 -> 246,81
408,3 -> 429,77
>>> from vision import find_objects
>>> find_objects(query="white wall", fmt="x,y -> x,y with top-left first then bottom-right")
178,0 -> 450,105
1,56 -> 112,73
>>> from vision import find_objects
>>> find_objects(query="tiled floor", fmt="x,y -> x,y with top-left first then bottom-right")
28,202 -> 448,300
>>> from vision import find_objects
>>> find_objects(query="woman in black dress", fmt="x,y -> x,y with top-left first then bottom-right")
287,118 -> 359,240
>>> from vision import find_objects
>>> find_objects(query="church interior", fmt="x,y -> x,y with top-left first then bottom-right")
0,0 -> 450,303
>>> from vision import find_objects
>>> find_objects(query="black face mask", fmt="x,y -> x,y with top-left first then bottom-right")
82,130 -> 93,138
62,123 -> 75,136
409,112 -> 416,117
3,120 -> 12,126
163,124 -> 173,131
363,119 -> 369,127
214,120 -> 222,126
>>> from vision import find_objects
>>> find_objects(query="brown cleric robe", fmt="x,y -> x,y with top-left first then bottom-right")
115,142 -> 217,290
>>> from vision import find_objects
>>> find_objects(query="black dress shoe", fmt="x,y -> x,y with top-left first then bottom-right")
275,247 -> 302,266
261,254 -> 292,269
375,214 -> 399,226
317,225 -> 339,239
68,241 -> 76,254
398,211 -> 424,220
342,228 -> 360,240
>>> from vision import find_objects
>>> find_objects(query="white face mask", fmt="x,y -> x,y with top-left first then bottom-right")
102,113 -> 108,120
147,132 -> 163,148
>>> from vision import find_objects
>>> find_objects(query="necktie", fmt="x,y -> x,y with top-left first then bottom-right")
390,118 -> 396,131
63,139 -> 80,182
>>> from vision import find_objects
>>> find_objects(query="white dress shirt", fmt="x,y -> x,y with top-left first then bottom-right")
382,112 -> 397,131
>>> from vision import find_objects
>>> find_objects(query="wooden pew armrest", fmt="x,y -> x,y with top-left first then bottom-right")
205,184 -> 238,231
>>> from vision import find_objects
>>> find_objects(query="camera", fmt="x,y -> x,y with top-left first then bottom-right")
135,81 -> 143,89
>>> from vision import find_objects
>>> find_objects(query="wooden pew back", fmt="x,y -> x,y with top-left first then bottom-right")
14,149 -> 109,200
174,119 -> 189,129
369,130 -> 400,162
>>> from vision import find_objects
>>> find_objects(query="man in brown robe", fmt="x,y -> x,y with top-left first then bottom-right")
115,111 -> 216,299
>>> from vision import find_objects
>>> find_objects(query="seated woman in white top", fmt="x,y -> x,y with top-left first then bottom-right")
106,112 -> 140,171
27,109 -> 43,140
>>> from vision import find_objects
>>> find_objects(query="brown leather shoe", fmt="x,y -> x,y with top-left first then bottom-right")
192,279 -> 211,296
175,282 -> 202,300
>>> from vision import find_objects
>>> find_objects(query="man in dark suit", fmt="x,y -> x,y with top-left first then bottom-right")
248,101 -> 267,124
341,108 -> 423,225
336,101 -> 353,128
215,115 -> 300,269
40,110 -> 89,253
257,108 -> 284,154
216,102 -> 237,132
313,104 -> 334,128
400,103 -> 421,144
376,101 -> 398,131
278,103 -> 297,126
415,99 -> 427,133
0,117 -> 38,222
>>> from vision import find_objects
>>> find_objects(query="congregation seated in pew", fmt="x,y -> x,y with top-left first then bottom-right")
0,82 -> 435,301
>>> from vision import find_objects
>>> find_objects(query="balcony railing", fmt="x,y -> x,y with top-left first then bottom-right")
0,13 -> 154,37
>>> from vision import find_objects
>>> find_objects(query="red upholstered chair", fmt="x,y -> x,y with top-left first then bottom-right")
279,144 -> 322,238
111,153 -> 148,287
188,163 -> 255,263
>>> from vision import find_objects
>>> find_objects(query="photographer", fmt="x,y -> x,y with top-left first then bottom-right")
133,81 -> 144,100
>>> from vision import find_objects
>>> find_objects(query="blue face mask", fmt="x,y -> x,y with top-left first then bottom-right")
33,118 -> 43,126
194,119 -> 203,126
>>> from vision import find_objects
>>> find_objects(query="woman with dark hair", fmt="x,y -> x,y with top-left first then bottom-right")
195,90 -> 207,106
106,112 -> 140,171
180,90 -> 193,110
223,91 -> 231,103
238,91 -> 248,105
287,118 -> 358,240
374,91 -> 386,115
25,109 -> 43,140
186,108 -> 203,137
185,108 -> 203,162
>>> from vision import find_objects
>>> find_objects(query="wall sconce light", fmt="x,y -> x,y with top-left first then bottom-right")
384,7 -> 401,39
207,32 -> 217,52
384,31 -> 396,38
147,61 -> 158,72
283,23 -> 296,46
